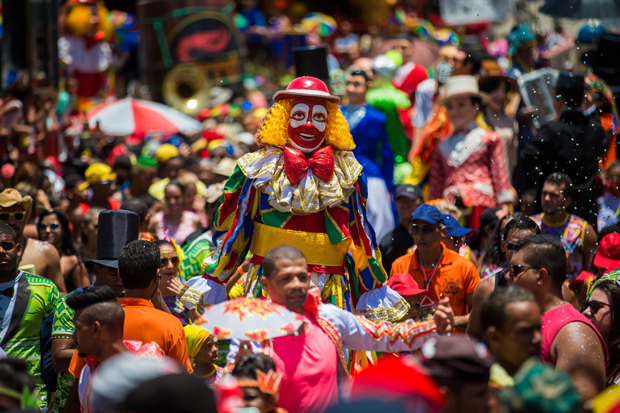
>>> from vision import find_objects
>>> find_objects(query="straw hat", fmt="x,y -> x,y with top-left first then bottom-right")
478,60 -> 519,94
437,75 -> 489,105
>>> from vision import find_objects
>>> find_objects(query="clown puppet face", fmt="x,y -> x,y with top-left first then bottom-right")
287,98 -> 328,153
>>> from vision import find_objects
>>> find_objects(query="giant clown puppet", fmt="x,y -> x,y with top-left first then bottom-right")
180,77 -> 392,314
58,0 -> 113,106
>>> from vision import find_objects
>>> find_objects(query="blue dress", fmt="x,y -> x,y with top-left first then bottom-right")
341,104 -> 396,241
341,104 -> 395,191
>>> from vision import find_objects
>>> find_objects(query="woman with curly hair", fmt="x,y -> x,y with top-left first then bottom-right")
583,278 -> 620,385
37,209 -> 90,292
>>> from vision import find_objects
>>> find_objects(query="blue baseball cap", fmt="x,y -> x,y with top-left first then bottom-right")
442,214 -> 472,237
410,204 -> 443,224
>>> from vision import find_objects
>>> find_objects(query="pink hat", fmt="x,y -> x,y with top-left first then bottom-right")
386,273 -> 427,296
273,76 -> 340,103
1,164 -> 15,179
594,233 -> 620,271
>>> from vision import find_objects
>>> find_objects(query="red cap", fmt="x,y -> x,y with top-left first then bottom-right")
1,164 -> 15,179
386,273 -> 427,296
594,233 -> 620,271
273,76 -> 340,103
569,270 -> 596,291
350,356 -> 444,411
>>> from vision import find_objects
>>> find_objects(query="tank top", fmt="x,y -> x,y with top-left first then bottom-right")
531,213 -> 586,282
540,303 -> 608,367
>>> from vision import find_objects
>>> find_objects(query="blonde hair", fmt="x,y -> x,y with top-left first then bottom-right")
434,201 -> 462,219
255,99 -> 355,151
65,2 -> 112,39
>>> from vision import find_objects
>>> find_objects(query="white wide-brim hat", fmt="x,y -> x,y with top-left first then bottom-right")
438,75 -> 489,106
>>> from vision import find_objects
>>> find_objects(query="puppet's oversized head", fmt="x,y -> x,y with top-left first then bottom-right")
255,77 -> 354,153
64,0 -> 111,39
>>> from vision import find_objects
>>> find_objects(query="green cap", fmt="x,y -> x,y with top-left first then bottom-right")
498,359 -> 580,413
136,156 -> 158,168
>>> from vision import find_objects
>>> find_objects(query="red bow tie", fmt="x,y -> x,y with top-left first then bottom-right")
283,146 -> 335,185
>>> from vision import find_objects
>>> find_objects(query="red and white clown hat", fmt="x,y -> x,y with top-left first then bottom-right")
273,76 -> 340,104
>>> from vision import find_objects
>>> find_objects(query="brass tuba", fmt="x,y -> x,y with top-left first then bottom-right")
162,64 -> 211,115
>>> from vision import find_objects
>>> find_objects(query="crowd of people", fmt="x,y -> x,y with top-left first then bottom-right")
0,2 -> 620,413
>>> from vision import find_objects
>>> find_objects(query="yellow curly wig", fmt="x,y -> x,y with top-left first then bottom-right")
255,98 -> 355,151
65,2 -> 112,39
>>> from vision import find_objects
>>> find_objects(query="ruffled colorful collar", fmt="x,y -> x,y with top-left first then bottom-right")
237,146 -> 362,215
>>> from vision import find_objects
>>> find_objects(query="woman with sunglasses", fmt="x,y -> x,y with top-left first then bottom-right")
155,240 -> 189,326
583,279 -> 620,385
37,209 -> 90,292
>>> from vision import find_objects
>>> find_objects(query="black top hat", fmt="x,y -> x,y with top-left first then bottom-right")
593,33 -> 620,87
292,46 -> 330,84
555,72 -> 585,91
85,209 -> 140,271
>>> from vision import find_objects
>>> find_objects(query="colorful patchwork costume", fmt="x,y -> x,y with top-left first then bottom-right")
180,77 -> 393,315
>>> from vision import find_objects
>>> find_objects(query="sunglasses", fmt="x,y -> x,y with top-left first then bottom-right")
38,223 -> 60,230
411,225 -> 438,235
505,241 -> 519,251
509,263 -> 539,278
583,299 -> 611,315
160,257 -> 180,268
346,81 -> 364,87
0,241 -> 16,252
0,212 -> 25,222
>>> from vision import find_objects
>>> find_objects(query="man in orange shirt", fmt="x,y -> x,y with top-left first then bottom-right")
116,240 -> 192,372
390,204 -> 480,328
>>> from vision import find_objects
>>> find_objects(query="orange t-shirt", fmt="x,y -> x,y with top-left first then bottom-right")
390,243 -> 480,319
69,297 -> 193,377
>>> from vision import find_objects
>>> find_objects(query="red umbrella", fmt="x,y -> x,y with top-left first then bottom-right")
87,97 -> 202,137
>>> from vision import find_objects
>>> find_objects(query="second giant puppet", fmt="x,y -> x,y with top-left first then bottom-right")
181,77 -> 389,313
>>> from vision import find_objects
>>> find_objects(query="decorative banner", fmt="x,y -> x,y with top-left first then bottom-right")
439,0 -> 514,25
168,12 -> 242,64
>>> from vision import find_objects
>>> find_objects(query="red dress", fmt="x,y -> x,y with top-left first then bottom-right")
429,127 -> 513,209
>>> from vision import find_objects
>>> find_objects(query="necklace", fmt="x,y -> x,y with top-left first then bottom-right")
418,250 -> 442,289
195,366 -> 217,378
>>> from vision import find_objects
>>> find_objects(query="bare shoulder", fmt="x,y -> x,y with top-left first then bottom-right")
554,321 -> 605,356
582,222 -> 597,242
33,240 -> 61,260
473,276 -> 495,299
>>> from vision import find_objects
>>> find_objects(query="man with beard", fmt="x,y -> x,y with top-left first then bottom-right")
0,188 -> 66,294
530,172 -> 597,282
0,222 -> 61,407
509,235 -> 606,401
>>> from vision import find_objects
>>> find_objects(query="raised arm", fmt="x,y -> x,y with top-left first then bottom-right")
466,276 -> 495,341
321,302 -> 447,353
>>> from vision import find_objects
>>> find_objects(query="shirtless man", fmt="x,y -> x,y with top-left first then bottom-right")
0,188 -> 66,294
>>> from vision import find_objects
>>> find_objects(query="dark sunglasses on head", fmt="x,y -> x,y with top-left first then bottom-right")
0,212 -> 25,222
508,263 -> 539,278
38,223 -> 60,230
160,257 -> 180,268
583,299 -> 611,315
